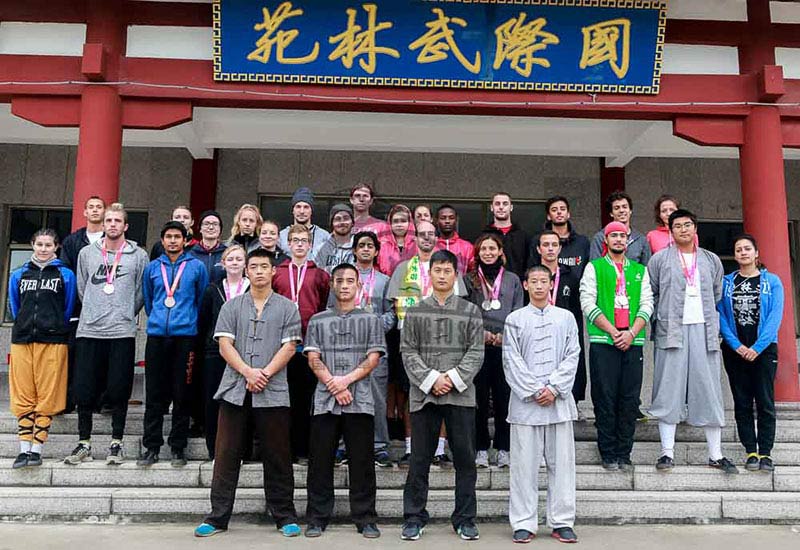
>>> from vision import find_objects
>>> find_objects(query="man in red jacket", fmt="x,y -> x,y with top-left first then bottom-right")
435,204 -> 474,276
272,224 -> 330,463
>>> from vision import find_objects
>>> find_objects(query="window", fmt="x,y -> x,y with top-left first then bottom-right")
3,207 -> 149,324
259,194 -> 546,243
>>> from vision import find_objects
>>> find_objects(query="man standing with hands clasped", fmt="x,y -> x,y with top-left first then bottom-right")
503,265 -> 581,544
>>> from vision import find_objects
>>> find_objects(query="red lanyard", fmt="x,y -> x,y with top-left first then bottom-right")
477,266 -> 504,302
679,247 -> 698,286
357,268 -> 376,307
224,278 -> 245,301
288,261 -> 308,304
101,239 -> 125,286
160,262 -> 187,301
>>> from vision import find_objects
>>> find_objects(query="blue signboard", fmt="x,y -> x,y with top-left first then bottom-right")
213,0 -> 667,94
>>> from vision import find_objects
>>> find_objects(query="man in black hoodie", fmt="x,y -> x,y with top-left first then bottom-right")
483,192 -> 530,281
528,196 -> 591,278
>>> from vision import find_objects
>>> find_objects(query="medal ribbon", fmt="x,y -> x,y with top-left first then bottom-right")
357,268 -> 376,307
678,246 -> 698,287
477,266 -> 504,304
418,259 -> 432,297
548,267 -> 561,306
224,278 -> 246,302
101,239 -> 126,286
288,261 -> 308,305
160,261 -> 187,302
606,255 -> 627,297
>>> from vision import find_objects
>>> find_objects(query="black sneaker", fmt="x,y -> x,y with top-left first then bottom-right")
618,458 -> 634,472
745,454 -> 760,471
759,456 -> 774,472
171,448 -> 187,467
401,523 -> 423,541
358,523 -> 381,539
398,453 -> 411,469
551,527 -> 578,543
27,452 -> 42,467
709,457 -> 739,474
456,521 -> 480,541
305,524 -> 324,538
189,422 -> 204,438
656,455 -> 674,471
137,448 -> 159,467
374,450 -> 392,468
601,458 -> 619,471
12,452 -> 29,469
433,454 -> 453,469
512,529 -> 535,544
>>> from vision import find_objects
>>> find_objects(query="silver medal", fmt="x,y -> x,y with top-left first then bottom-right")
364,304 -> 374,313
164,296 -> 176,308
103,283 -> 115,295
491,299 -> 501,310
482,300 -> 492,311
687,285 -> 699,297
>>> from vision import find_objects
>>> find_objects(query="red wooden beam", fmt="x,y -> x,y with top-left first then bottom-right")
673,116 -> 745,146
122,99 -> 193,129
0,1 -> 86,23
11,96 -> 80,126
784,119 -> 800,148
665,19 -> 747,47
124,1 -> 212,27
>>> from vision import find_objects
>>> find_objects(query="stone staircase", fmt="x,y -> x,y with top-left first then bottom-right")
1,366 -> 800,524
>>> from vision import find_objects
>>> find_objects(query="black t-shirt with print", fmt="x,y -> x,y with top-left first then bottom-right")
732,273 -> 761,347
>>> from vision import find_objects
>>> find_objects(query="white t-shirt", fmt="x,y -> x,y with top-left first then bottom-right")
681,253 -> 704,325
87,230 -> 103,244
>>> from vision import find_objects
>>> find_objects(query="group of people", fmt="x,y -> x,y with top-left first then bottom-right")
7,185 -> 784,543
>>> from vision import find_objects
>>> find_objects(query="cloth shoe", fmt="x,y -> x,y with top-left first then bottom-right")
475,450 -> 489,469
27,452 -> 42,467
497,450 -> 510,468
12,452 -> 29,469
708,457 -> 739,474
656,455 -> 674,471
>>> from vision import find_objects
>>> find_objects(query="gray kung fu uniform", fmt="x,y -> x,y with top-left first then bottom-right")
503,304 -> 580,534
647,246 -> 725,427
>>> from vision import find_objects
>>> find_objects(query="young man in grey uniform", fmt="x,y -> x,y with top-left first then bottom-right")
400,250 -> 485,542
194,248 -> 302,538
304,263 -> 386,539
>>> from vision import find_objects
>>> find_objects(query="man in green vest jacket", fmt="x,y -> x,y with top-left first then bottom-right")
579,222 -> 653,471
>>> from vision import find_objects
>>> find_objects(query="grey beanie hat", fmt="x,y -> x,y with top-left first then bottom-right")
329,203 -> 353,224
291,187 -> 315,209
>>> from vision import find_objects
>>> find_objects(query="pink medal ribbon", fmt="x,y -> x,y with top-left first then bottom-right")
160,261 -> 187,308
477,266 -> 504,311
288,261 -> 308,308
357,268 -> 376,310
419,260 -> 432,297
224,278 -> 245,302
679,246 -> 699,296
101,239 -> 126,294
548,267 -> 561,306
607,256 -> 629,328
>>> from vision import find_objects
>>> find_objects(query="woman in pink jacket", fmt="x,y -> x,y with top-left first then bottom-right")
378,204 -> 418,276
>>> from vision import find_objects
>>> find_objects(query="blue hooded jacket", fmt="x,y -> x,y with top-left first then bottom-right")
717,268 -> 784,354
143,253 -> 208,337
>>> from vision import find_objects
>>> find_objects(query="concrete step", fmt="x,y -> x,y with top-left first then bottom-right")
0,486 -> 798,523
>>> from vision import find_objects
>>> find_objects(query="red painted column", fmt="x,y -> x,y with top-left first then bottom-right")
599,159 -> 625,226
189,150 -> 219,226
740,106 -> 800,402
71,86 -> 123,230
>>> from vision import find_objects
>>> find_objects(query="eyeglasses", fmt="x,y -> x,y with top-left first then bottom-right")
673,222 -> 695,230
290,238 -> 310,245
201,222 -> 220,228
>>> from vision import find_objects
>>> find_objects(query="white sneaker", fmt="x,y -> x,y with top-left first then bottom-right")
475,450 -> 489,468
497,450 -> 510,468
64,442 -> 92,465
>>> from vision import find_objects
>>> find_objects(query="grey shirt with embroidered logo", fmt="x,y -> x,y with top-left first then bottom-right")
304,307 -> 387,416
213,291 -> 302,408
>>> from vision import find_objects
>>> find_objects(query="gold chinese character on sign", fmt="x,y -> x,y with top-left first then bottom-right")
493,13 -> 560,77
246,2 -> 320,65
328,4 -> 400,74
409,8 -> 481,75
579,18 -> 631,79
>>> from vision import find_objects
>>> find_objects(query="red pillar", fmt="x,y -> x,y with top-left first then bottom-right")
71,86 -> 123,230
189,150 -> 219,229
740,106 -> 800,402
599,159 -> 625,226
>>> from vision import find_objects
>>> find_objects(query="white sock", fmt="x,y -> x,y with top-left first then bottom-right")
659,422 -> 677,459
405,437 -> 412,455
705,426 -> 723,461
31,443 -> 42,454
20,441 -> 31,454
435,437 -> 446,456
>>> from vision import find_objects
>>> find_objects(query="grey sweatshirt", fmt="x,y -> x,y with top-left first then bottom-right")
76,239 -> 149,339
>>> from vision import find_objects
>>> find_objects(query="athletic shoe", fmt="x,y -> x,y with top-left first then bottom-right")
374,450 -> 392,468
305,524 -> 324,538
12,452 -> 29,469
708,457 -> 739,475
401,523 -> 423,541
398,453 -> 412,469
137,449 -> 159,467
64,442 -> 93,465
745,453 -> 760,471
194,523 -> 223,537
551,527 -> 578,543
433,454 -> 453,469
359,523 -> 381,539
335,449 -> 348,466
475,450 -> 489,469
618,458 -> 634,472
106,441 -> 124,465
497,450 -> 510,469
171,448 -> 187,467
456,521 -> 480,541
602,459 -> 619,471
759,456 -> 775,472
656,455 -> 674,471
280,523 -> 301,537
512,529 -> 535,544
27,452 -> 42,467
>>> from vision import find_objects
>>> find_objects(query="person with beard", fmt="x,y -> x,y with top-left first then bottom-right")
64,204 -> 148,466
590,191 -> 651,265
150,205 -> 199,260
313,203 -> 356,273
435,205 -> 474,276
378,204 -> 417,276
464,234 -> 523,469
279,187 -> 331,260
580,222 -> 653,472
8,229 -> 77,469
483,192 -> 529,280
529,196 -> 590,277
188,210 -> 227,284
259,219 -> 290,266
227,204 -> 263,254
538,231 -> 587,413
197,245 -> 250,459
350,183 -> 390,239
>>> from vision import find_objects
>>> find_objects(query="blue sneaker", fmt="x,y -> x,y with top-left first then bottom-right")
281,523 -> 302,537
194,523 -> 223,537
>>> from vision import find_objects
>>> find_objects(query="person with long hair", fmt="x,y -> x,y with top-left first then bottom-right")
647,195 -> 688,254
413,204 -> 432,227
378,204 -> 417,276
718,234 -> 784,472
258,219 -> 290,266
228,204 -> 263,253
464,234 -> 523,469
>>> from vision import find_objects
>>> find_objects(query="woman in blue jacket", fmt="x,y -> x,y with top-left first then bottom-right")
718,234 -> 783,472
